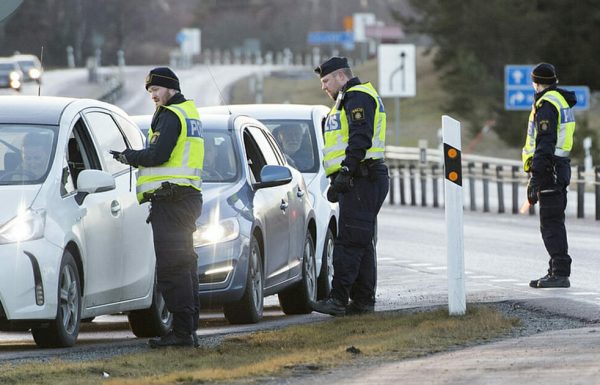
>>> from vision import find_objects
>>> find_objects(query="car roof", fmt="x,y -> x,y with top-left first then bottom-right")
131,112 -> 252,133
198,104 -> 329,120
0,96 -> 78,125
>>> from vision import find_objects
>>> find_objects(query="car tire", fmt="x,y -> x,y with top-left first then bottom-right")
223,235 -> 264,324
128,276 -> 172,338
31,250 -> 81,348
317,227 -> 334,300
278,231 -> 317,314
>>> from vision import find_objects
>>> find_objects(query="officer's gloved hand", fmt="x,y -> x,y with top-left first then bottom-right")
326,186 -> 338,203
333,166 -> 353,193
527,176 -> 539,205
110,150 -> 128,165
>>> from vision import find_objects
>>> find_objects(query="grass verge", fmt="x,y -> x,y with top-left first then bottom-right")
0,305 -> 518,385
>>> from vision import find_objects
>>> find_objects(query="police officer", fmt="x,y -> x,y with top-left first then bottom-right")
523,63 -> 576,288
111,67 -> 204,347
311,57 -> 389,316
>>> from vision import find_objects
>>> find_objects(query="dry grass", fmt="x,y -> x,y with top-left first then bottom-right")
0,305 -> 517,385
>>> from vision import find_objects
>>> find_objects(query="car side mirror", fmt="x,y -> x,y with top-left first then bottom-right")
253,165 -> 292,189
75,169 -> 116,204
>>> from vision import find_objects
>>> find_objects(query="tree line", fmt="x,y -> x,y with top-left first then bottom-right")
403,0 -> 600,158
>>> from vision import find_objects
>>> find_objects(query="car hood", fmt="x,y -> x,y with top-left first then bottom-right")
0,185 -> 41,225
200,181 -> 252,223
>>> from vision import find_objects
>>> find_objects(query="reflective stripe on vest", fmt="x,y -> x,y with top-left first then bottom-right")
521,90 -> 575,171
322,82 -> 386,176
137,100 -> 204,202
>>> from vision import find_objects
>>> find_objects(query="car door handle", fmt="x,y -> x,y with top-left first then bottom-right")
111,200 -> 121,216
280,199 -> 289,211
297,187 -> 305,198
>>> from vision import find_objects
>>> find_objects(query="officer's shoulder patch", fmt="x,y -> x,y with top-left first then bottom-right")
538,120 -> 550,133
150,132 -> 160,144
351,107 -> 365,122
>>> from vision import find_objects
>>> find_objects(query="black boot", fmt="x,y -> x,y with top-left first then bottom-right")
345,301 -> 375,316
529,274 -> 570,288
148,331 -> 193,348
312,297 -> 346,316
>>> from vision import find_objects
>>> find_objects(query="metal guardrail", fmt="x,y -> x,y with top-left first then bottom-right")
385,146 -> 600,220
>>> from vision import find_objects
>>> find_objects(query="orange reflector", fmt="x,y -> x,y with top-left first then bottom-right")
447,148 -> 458,158
448,171 -> 458,181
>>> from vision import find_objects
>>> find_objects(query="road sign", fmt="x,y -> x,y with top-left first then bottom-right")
353,13 -> 376,43
307,31 -> 353,45
505,65 -> 590,110
378,44 -> 416,98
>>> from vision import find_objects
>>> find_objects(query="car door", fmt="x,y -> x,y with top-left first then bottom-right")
66,116 -> 124,307
244,125 -> 291,287
259,127 -> 307,278
83,110 -> 154,301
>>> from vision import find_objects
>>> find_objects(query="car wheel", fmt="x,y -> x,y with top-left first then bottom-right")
223,235 -> 264,324
128,276 -> 172,338
278,231 -> 317,314
31,250 -> 81,348
317,227 -> 335,299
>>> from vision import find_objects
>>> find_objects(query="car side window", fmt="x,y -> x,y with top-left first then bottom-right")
243,129 -> 266,183
247,126 -> 280,166
63,118 -> 101,193
84,111 -> 129,175
113,114 -> 145,150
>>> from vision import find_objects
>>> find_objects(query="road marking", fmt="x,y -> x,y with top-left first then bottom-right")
426,266 -> 447,271
570,292 -> 600,296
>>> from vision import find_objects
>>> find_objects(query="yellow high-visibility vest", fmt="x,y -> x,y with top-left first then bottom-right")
522,90 -> 575,171
322,82 -> 386,176
136,100 -> 204,202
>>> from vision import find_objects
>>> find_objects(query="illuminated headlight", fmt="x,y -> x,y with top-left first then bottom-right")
9,71 -> 20,81
29,68 -> 41,79
0,209 -> 46,244
193,217 -> 239,247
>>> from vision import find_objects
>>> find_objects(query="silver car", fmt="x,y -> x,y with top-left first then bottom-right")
131,113 -> 318,324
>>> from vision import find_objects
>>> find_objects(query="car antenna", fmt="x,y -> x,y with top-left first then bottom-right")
37,46 -> 44,96
204,64 -> 232,115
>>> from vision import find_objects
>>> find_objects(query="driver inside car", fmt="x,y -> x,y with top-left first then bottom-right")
16,132 -> 50,180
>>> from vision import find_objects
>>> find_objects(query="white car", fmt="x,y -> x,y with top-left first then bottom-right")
0,96 -> 169,348
198,104 -> 338,299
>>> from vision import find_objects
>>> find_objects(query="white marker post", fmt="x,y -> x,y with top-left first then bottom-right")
442,115 -> 466,315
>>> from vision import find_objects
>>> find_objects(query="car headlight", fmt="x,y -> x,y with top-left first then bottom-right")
0,209 -> 46,244
9,71 -> 20,81
193,217 -> 239,247
29,68 -> 41,79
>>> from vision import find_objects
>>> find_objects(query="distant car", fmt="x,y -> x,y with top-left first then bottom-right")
0,58 -> 23,92
0,96 -> 170,348
131,113 -> 318,324
11,54 -> 43,84
197,104 -> 338,299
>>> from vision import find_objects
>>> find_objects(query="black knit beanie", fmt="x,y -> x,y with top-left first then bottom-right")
531,63 -> 557,85
145,67 -> 180,91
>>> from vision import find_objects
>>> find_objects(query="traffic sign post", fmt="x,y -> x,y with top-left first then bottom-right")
378,44 -> 416,145
442,115 -> 466,316
505,65 -> 590,110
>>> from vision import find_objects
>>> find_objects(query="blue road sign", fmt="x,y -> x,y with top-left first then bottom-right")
307,31 -> 354,45
505,65 -> 590,111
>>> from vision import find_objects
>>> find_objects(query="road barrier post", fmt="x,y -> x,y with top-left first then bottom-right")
399,165 -> 406,205
482,163 -> 490,212
432,164 -> 439,208
409,164 -> 416,206
596,166 -> 600,221
442,115 -> 466,316
420,167 -> 427,207
496,165 -> 505,214
577,165 -> 584,218
511,166 -> 519,214
468,162 -> 476,211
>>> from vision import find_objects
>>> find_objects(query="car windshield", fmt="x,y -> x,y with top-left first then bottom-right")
0,125 -> 57,185
262,119 -> 319,173
203,130 -> 239,183
0,63 -> 15,71
17,60 -> 34,69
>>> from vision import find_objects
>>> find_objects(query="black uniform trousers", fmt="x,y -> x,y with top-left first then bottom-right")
539,188 -> 571,276
150,190 -> 202,337
331,162 -> 389,306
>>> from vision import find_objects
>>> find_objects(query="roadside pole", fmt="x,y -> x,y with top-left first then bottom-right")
442,115 -> 466,315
